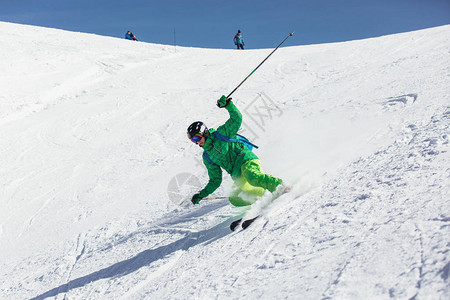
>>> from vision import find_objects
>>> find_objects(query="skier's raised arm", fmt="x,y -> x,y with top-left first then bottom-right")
216,96 -> 242,138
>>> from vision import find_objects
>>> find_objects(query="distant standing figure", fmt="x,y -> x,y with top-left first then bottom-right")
125,31 -> 137,41
234,30 -> 244,50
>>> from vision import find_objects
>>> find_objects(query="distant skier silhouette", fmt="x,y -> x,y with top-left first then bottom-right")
125,31 -> 137,41
234,30 -> 244,50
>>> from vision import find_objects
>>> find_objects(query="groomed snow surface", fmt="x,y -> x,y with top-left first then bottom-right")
0,22 -> 449,299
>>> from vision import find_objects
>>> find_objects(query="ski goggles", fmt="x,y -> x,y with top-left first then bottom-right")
190,134 -> 203,143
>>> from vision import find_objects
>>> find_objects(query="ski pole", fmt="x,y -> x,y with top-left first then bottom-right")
203,196 -> 228,200
227,31 -> 294,98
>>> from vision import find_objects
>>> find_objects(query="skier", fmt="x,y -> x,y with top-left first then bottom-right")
125,31 -> 137,41
234,30 -> 245,50
187,95 -> 284,206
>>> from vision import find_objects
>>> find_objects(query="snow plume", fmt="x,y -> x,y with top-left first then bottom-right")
0,21 -> 449,299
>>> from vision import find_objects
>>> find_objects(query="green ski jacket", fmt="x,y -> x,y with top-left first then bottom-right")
198,101 -> 258,198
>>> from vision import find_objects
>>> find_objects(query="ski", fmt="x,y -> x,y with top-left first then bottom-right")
230,218 -> 243,231
241,216 -> 259,229
230,216 -> 260,231
229,185 -> 292,231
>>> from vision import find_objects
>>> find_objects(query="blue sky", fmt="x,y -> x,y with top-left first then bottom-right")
1,0 -> 449,49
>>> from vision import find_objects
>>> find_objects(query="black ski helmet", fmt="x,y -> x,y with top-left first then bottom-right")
187,121 -> 209,140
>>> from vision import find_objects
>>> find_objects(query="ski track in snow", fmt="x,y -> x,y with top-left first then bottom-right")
0,22 -> 449,299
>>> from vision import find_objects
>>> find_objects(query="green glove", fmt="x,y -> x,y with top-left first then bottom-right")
217,95 -> 231,108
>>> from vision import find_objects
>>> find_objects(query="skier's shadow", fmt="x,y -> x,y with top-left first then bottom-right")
30,218 -> 233,300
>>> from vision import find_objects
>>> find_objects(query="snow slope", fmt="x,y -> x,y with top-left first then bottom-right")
0,21 -> 449,299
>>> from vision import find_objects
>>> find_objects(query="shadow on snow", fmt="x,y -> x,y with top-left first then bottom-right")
31,206 -> 234,299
